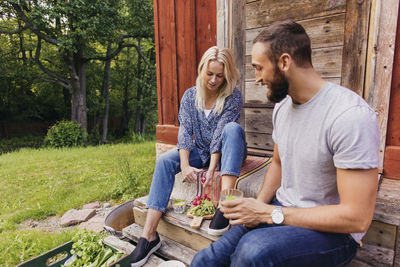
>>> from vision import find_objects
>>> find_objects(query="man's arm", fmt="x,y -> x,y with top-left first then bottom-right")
222,145 -> 379,233
282,168 -> 378,233
257,144 -> 282,204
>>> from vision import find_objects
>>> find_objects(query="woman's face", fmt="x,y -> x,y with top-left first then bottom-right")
204,60 -> 225,93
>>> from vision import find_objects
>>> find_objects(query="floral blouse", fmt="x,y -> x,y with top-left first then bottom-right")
177,86 -> 243,165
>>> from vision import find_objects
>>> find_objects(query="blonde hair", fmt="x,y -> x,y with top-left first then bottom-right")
195,46 -> 240,115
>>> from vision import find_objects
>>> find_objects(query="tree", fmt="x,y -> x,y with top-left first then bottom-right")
2,0 -> 152,132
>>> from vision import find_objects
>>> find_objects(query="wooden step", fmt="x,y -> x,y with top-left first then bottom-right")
122,223 -> 196,266
350,243 -> 395,267
103,235 -> 165,266
132,196 -> 217,251
130,177 -> 400,266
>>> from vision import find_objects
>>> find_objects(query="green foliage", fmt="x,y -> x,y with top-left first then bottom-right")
68,229 -> 123,267
0,229 -> 75,267
0,0 -> 157,139
44,121 -> 88,148
0,135 -> 43,154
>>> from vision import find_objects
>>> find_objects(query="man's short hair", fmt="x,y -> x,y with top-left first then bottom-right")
253,20 -> 312,67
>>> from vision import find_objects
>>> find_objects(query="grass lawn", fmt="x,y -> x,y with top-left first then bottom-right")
0,141 -> 156,266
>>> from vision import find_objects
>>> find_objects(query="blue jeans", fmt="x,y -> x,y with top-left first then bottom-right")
147,122 -> 247,213
191,199 -> 359,267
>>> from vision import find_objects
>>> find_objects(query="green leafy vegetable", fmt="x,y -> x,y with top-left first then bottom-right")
63,229 -> 123,267
188,199 -> 216,217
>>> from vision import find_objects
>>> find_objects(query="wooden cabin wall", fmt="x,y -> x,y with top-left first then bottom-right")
154,0 -> 216,146
243,0 -> 352,154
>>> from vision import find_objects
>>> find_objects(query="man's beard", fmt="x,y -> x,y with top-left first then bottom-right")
267,68 -> 289,103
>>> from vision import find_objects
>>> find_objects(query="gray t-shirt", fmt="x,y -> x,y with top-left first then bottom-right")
272,82 -> 380,242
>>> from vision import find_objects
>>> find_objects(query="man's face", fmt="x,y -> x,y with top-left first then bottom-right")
251,42 -> 289,103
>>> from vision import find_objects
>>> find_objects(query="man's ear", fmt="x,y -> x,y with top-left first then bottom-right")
278,53 -> 291,72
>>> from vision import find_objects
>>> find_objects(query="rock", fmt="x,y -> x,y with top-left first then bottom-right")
61,209 -> 96,227
103,202 -> 111,208
82,201 -> 102,209
78,215 -> 105,232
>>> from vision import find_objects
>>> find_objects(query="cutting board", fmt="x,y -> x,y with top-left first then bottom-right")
187,213 -> 214,229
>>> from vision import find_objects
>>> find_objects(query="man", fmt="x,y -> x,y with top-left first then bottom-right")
191,20 -> 380,267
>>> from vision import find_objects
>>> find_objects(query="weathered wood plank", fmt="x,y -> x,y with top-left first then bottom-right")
353,244 -> 394,267
103,236 -> 165,266
247,147 -> 273,157
246,132 -> 274,151
395,225 -> 400,267
133,206 -> 214,251
340,0 -> 371,95
362,220 -> 397,250
374,178 -> 400,226
245,0 -> 346,29
244,108 -> 273,133
123,223 -> 196,266
366,0 -> 400,168
104,235 -> 135,254
245,46 -> 342,80
244,82 -> 270,106
244,78 -> 341,106
245,13 -> 345,55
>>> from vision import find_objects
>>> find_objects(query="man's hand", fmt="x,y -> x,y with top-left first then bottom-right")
181,165 -> 201,183
220,197 -> 274,227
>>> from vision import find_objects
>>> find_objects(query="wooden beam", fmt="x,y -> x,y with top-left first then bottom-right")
153,0 -> 179,125
340,0 -> 371,95
386,3 -> 400,147
175,0 -> 197,103
156,124 -> 179,145
366,0 -> 400,168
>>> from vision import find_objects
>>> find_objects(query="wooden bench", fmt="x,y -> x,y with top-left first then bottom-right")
110,155 -> 400,266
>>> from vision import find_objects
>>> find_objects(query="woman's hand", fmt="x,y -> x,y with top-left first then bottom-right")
181,165 -> 201,183
202,169 -> 215,186
220,197 -> 273,227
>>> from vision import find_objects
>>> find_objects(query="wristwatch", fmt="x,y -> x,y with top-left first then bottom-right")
271,206 -> 284,224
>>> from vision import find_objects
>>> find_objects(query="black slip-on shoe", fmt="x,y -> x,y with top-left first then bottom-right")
130,232 -> 161,267
208,208 -> 230,236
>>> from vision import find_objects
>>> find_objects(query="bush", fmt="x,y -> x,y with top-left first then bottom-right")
44,120 -> 87,148
0,136 -> 43,154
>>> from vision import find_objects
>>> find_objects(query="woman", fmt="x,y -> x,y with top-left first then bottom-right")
130,46 -> 247,267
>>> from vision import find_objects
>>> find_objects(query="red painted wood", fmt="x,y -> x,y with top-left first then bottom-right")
384,4 -> 400,179
155,0 -> 178,125
153,0 -> 162,124
383,146 -> 400,180
154,0 -> 217,144
176,0 -> 198,105
156,125 -> 180,145
386,4 -> 400,146
195,0 -> 217,66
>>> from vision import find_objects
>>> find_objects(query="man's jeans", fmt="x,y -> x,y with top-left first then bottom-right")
191,199 -> 359,267
147,122 -> 247,213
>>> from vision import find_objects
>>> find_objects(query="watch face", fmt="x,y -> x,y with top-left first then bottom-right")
272,209 -> 284,224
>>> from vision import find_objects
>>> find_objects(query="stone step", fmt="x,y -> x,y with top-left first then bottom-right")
122,223 -> 197,266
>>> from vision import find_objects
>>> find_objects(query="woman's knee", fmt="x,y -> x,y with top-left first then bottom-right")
222,122 -> 244,139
